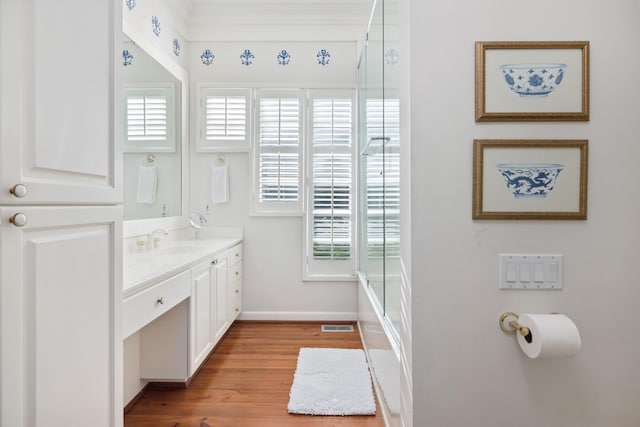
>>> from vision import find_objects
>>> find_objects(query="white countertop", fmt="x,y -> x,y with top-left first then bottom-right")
123,237 -> 242,299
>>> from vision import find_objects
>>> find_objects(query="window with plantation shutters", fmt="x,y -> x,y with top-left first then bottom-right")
124,85 -> 176,152
252,89 -> 304,214
198,88 -> 250,152
304,90 -> 356,279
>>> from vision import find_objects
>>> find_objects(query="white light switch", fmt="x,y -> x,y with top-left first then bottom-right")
547,262 -> 559,283
534,262 -> 545,282
519,262 -> 531,282
500,254 -> 563,290
505,262 -> 517,282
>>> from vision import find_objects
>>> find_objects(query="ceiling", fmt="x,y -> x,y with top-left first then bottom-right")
186,0 -> 374,41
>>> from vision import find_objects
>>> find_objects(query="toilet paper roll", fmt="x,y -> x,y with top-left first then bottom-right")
516,313 -> 581,359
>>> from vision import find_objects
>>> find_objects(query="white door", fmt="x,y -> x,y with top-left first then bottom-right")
213,257 -> 229,341
190,260 -> 214,375
0,0 -> 121,205
0,206 -> 122,427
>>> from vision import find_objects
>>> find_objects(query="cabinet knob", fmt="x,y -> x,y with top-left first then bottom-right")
156,297 -> 164,305
235,271 -> 239,276
235,289 -> 240,294
9,213 -> 27,227
212,259 -> 218,265
9,184 -> 28,198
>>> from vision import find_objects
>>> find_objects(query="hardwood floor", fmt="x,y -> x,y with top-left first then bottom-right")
125,321 -> 385,427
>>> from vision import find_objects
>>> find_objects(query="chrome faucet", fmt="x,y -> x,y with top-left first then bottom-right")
147,228 -> 168,249
188,212 -> 208,240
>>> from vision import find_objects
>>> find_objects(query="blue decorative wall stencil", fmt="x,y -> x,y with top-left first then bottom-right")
151,16 -> 161,37
125,0 -> 136,11
500,63 -> 566,97
240,49 -> 255,66
277,50 -> 291,65
496,163 -> 565,198
385,48 -> 399,65
317,49 -> 330,66
201,49 -> 215,66
122,50 -> 133,66
172,38 -> 181,57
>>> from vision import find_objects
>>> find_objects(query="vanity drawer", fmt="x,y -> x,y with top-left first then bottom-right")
123,270 -> 191,338
229,277 -> 242,302
229,262 -> 242,282
229,296 -> 242,321
228,244 -> 242,266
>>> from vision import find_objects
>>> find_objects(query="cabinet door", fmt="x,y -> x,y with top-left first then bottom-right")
213,257 -> 229,341
190,260 -> 214,375
0,0 -> 121,205
0,206 -> 122,427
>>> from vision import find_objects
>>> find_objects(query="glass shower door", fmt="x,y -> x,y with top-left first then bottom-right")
359,0 -> 385,311
358,0 -> 401,334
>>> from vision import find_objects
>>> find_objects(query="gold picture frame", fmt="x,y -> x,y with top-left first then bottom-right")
473,139 -> 588,220
475,41 -> 589,122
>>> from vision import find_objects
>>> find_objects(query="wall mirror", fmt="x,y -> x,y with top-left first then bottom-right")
122,23 -> 189,237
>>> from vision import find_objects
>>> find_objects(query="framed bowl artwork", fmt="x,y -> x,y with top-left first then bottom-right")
475,41 -> 589,122
473,139 -> 588,220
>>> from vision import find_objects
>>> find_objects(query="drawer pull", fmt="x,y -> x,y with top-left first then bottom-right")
10,184 -> 28,198
235,271 -> 239,276
212,259 -> 218,265
235,289 -> 240,294
235,308 -> 239,312
9,213 -> 27,227
156,297 -> 164,305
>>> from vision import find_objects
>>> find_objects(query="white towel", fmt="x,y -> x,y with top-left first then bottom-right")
136,163 -> 157,204
211,163 -> 229,203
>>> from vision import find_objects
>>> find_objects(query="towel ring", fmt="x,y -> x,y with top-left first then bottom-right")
216,153 -> 226,164
146,154 -> 155,163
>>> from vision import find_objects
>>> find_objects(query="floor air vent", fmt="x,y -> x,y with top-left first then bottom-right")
321,325 -> 355,333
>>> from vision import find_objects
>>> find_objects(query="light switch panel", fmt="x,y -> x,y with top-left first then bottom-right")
499,254 -> 563,290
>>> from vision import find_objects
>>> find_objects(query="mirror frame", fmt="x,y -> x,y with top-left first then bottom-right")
122,20 -> 189,237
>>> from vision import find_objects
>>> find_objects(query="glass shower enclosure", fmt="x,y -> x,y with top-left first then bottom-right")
357,0 -> 400,335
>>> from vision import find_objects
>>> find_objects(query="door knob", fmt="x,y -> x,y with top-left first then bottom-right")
10,184 -> 28,198
9,213 -> 27,227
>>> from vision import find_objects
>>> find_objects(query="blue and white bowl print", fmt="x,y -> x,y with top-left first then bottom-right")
496,163 -> 564,198
500,63 -> 566,97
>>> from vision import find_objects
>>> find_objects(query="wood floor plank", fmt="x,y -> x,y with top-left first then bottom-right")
125,321 -> 384,427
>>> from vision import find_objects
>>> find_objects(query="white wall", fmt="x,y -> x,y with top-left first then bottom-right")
189,41 -> 361,320
403,0 -> 640,425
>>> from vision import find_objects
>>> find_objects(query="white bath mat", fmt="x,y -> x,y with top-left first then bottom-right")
287,347 -> 376,416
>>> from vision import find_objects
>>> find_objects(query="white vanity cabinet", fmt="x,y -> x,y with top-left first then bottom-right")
123,238 -> 243,397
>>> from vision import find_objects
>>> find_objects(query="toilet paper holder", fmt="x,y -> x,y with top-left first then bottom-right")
499,312 -> 530,337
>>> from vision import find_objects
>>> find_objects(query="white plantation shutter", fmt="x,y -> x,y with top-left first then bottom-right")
127,96 -> 167,140
252,89 -> 304,214
198,88 -> 250,151
305,90 -> 356,279
124,85 -> 175,152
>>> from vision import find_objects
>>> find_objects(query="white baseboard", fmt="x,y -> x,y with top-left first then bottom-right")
237,311 -> 358,321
